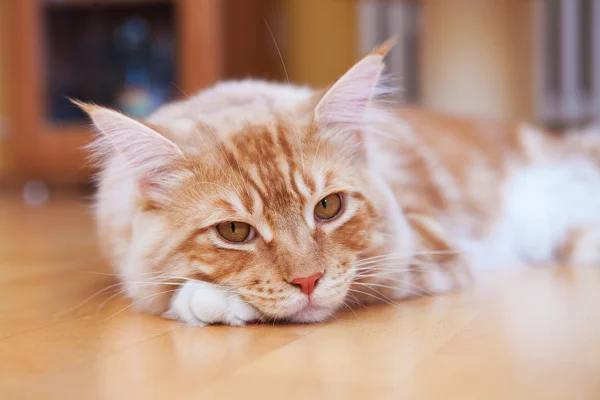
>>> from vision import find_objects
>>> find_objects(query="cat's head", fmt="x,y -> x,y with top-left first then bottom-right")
83,39 -> 397,323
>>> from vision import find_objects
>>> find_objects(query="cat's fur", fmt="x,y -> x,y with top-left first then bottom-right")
80,40 -> 600,326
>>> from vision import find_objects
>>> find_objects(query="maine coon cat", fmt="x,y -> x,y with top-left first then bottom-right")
79,39 -> 600,326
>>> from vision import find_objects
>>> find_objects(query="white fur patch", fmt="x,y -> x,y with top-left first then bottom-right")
164,281 -> 259,326
461,157 -> 600,268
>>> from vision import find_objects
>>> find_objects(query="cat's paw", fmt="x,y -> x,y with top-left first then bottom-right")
163,281 -> 259,327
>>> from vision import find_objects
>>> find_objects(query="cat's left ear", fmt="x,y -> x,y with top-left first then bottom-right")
75,101 -> 186,200
314,37 -> 396,134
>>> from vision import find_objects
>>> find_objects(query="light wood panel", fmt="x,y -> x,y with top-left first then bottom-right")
283,0 -> 358,87
420,0 -> 535,121
178,0 -> 223,94
1,193 -> 599,399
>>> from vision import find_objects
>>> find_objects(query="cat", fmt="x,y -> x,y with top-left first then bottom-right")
78,38 -> 600,326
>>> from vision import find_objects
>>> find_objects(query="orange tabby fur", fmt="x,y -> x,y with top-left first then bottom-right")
81,41 -> 600,325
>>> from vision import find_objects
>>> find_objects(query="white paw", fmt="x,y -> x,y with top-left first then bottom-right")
163,281 -> 259,327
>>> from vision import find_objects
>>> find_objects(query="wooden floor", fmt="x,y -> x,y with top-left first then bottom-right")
1,193 -> 600,400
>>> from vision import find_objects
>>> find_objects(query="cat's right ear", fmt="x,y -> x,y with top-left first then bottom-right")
312,37 -> 396,156
75,101 -> 186,197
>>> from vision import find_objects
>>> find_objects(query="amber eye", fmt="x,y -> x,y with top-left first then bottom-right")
216,221 -> 254,243
314,193 -> 343,221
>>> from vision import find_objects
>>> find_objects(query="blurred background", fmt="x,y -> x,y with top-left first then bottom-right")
0,0 -> 598,193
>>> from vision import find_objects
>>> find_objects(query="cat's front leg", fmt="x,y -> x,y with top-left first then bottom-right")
163,281 -> 259,327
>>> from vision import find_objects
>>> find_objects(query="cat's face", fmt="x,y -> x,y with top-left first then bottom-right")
161,123 -> 378,322
83,39 -> 394,322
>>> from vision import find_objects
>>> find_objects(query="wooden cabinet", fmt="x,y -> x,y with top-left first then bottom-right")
7,0 -> 222,184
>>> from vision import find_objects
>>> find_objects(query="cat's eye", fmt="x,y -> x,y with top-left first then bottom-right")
314,193 -> 343,221
216,221 -> 254,243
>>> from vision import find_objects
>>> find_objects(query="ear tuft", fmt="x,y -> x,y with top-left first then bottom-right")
69,98 -> 99,115
76,101 -> 185,197
314,37 -> 396,130
370,36 -> 398,57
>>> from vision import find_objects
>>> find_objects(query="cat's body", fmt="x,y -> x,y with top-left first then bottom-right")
84,42 -> 600,326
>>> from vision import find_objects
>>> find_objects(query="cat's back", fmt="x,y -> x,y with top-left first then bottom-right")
394,107 -> 525,168
388,108 -> 600,266
377,108 -> 527,225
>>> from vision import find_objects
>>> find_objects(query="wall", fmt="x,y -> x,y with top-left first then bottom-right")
283,0 -> 534,121
420,0 -> 535,121
283,0 -> 358,87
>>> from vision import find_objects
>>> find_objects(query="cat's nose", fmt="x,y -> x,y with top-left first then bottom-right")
290,272 -> 323,296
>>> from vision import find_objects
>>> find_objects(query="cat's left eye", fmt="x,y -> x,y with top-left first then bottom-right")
314,193 -> 343,221
216,221 -> 255,243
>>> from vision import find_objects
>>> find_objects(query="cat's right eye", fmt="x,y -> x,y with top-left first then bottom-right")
314,193 -> 343,221
216,221 -> 255,243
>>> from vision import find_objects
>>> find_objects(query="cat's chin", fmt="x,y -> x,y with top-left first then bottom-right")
285,304 -> 334,324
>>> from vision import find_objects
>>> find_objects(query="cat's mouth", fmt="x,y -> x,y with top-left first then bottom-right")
251,284 -> 346,324
286,302 -> 334,323
278,280 -> 351,323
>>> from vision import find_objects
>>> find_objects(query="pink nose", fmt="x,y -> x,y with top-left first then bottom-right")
290,272 -> 323,296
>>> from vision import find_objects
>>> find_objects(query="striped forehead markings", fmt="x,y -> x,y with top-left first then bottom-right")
229,125 -> 309,202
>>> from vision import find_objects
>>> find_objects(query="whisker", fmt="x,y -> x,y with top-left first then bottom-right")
56,281 -> 128,317
94,281 -> 184,314
355,263 -> 443,273
353,250 -> 462,266
339,299 -> 358,318
355,269 -> 439,279
57,280 -> 184,317
264,18 -> 305,170
354,257 -> 456,271
355,272 -> 433,286
102,289 -> 179,322
360,249 -> 463,260
351,284 -> 402,305
347,288 -> 400,307
355,280 -> 433,297
95,288 -> 128,314
355,263 -> 440,271
79,270 -> 123,277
